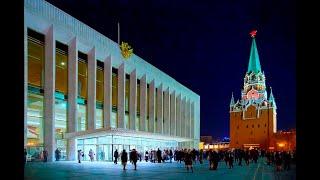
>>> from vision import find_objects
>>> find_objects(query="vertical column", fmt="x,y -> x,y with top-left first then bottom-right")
87,47 -> 96,130
181,97 -> 186,137
104,56 -> 112,129
24,20 -> 28,147
164,88 -> 170,135
186,100 -> 191,138
44,25 -> 55,162
129,69 -> 137,130
191,102 -> 195,140
67,37 -> 77,161
149,80 -> 155,133
140,74 -> 147,131
170,91 -> 176,136
176,94 -> 181,136
156,84 -> 163,134
117,63 -> 125,128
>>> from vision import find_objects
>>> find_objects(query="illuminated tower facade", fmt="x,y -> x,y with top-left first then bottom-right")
229,30 -> 277,149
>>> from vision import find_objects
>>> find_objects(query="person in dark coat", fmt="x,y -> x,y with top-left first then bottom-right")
275,152 -> 282,171
43,148 -> 48,162
130,149 -> 138,170
199,149 -> 203,164
238,150 -> 243,166
121,149 -> 128,170
184,151 -> 193,172
228,153 -> 234,169
157,148 -> 162,163
145,151 -> 149,162
55,148 -> 61,161
244,150 -> 250,165
24,148 -> 27,164
114,149 -> 119,164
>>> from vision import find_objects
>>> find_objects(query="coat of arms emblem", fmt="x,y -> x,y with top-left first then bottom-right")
120,41 -> 133,59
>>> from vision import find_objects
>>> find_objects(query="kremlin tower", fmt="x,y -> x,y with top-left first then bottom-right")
229,30 -> 277,149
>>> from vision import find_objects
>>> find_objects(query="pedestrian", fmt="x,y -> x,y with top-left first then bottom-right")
24,148 -> 27,164
229,153 -> 234,169
55,148 -> 61,161
275,152 -> 282,171
77,150 -> 83,163
43,148 -> 48,162
169,149 -> 173,163
114,149 -> 119,164
185,150 -> 193,172
157,148 -> 162,163
199,149 -> 203,164
245,150 -> 250,165
89,149 -> 95,162
130,149 -> 138,170
145,151 -> 149,162
121,149 -> 128,170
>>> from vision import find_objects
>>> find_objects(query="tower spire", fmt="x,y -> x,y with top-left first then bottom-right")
247,30 -> 261,74
269,87 -> 277,109
230,92 -> 235,107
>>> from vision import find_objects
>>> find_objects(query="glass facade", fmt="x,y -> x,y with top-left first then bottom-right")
96,62 -> 104,129
76,135 -> 178,161
78,53 -> 88,131
137,80 -> 140,130
27,29 -> 45,161
112,69 -> 118,128
125,75 -> 130,129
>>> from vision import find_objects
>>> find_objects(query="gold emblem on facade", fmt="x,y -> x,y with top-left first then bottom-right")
120,41 -> 133,59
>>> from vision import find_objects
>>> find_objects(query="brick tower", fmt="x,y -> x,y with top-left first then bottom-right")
229,30 -> 277,150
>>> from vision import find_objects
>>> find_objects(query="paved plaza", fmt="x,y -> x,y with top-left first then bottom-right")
24,158 -> 295,180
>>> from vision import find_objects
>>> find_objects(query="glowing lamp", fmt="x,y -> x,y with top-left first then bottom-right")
278,143 -> 285,147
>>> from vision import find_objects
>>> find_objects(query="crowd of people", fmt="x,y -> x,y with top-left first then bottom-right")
25,146 -> 296,173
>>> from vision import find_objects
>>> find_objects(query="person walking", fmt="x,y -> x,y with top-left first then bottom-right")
185,150 -> 193,173
24,148 -> 27,164
55,148 -> 61,161
145,151 -> 149,162
244,150 -> 250,166
238,149 -> 243,166
89,149 -> 95,162
77,150 -> 83,163
43,148 -> 48,162
114,149 -> 119,164
157,148 -> 162,163
229,153 -> 234,169
121,149 -> 128,170
199,149 -> 203,164
130,149 -> 138,170
169,149 -> 173,163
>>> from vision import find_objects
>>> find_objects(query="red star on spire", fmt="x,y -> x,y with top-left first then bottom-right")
250,30 -> 257,38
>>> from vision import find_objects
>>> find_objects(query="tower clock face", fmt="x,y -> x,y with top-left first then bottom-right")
247,89 -> 259,100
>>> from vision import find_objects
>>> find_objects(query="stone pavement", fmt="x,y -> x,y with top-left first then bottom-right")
24,159 -> 296,180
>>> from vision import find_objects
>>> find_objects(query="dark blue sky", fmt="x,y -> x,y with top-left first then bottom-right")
46,0 -> 296,138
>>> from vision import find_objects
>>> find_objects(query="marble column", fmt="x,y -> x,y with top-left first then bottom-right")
164,88 -> 170,135
170,91 -> 176,136
44,25 -> 55,162
129,69 -> 137,130
176,94 -> 181,136
149,80 -> 155,133
191,102 -> 194,140
156,84 -> 163,134
87,47 -> 96,130
117,63 -> 125,128
67,37 -> 77,161
140,74 -> 147,131
104,56 -> 112,129
181,97 -> 186,137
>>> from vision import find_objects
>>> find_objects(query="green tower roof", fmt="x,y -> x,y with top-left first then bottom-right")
247,38 -> 261,74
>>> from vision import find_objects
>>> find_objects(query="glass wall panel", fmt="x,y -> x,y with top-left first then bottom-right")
146,85 -> 149,132
96,66 -> 104,102
55,42 -> 68,94
78,59 -> 88,99
78,104 -> 87,131
27,93 -> 44,161
96,108 -> 103,129
27,34 -> 44,88
112,70 -> 118,127
125,75 -> 130,129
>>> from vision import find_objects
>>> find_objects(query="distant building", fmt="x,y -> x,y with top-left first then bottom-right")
200,136 -> 213,144
270,129 -> 296,151
229,32 -> 277,150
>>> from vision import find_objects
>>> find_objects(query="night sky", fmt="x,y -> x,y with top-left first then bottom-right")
46,0 -> 296,139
